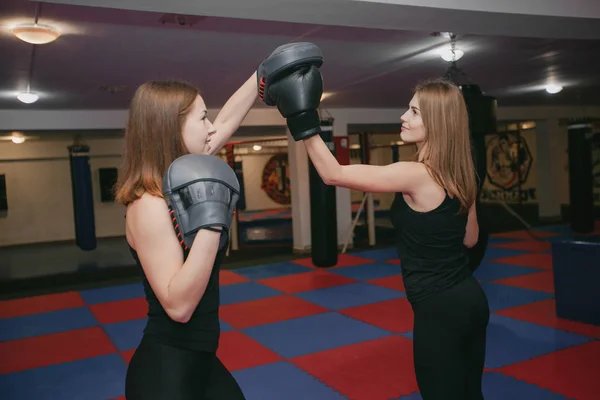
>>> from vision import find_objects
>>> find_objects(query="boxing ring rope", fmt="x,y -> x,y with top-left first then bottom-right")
341,191 -> 376,253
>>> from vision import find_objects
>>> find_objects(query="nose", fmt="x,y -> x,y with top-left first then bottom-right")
207,120 -> 217,135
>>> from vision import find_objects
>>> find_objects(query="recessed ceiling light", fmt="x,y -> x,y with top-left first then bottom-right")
10,23 -> 60,44
545,84 -> 563,94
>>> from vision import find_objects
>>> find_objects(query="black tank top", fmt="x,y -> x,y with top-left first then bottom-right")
390,191 -> 472,303
129,244 -> 223,352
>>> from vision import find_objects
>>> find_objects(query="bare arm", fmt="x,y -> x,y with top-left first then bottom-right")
128,195 -> 222,323
463,201 -> 479,248
303,134 -> 426,193
208,72 -> 258,155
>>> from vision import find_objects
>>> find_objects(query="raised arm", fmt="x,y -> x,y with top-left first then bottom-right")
127,195 -> 221,323
208,72 -> 258,155
303,134 -> 427,194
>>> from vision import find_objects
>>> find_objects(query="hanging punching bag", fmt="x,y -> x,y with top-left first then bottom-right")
461,84 -> 497,271
68,144 -> 97,251
567,120 -> 594,234
308,119 -> 338,267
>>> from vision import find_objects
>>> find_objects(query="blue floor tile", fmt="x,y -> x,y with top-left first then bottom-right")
220,320 -> 234,332
0,307 -> 98,341
484,315 -> 592,369
0,354 -> 127,400
295,282 -> 405,310
483,247 -> 531,260
482,372 -> 570,399
234,261 -> 312,280
473,261 -> 540,281
480,282 -> 554,312
233,361 -> 346,400
220,282 -> 282,305
242,312 -> 391,358
102,318 -> 146,351
79,283 -> 145,305
350,248 -> 399,261
397,372 -> 569,399
331,261 -> 402,280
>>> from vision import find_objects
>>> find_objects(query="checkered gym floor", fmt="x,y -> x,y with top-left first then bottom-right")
1,223 -> 600,400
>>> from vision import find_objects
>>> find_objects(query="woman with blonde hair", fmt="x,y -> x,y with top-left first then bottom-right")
292,77 -> 490,399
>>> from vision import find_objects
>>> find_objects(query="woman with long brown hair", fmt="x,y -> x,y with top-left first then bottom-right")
113,76 -> 257,399
300,78 -> 490,399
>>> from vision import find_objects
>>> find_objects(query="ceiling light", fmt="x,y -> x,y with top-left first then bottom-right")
17,92 -> 39,104
11,135 -> 26,144
10,23 -> 60,44
545,84 -> 563,94
253,145 -> 262,151
440,48 -> 464,62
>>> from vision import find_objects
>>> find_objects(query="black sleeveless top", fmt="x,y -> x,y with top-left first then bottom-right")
390,191 -> 472,304
129,239 -> 224,352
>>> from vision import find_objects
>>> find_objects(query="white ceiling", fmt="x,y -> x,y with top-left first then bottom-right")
1,0 -> 600,113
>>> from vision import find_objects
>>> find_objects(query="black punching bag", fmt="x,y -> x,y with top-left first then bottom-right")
567,121 -> 594,234
308,120 -> 338,267
68,144 -> 97,251
461,84 -> 497,271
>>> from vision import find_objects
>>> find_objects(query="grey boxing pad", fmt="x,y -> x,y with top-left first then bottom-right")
258,42 -> 324,106
162,154 -> 240,251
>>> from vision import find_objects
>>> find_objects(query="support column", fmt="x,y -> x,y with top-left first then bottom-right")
287,131 -> 311,253
332,118 -> 353,250
535,119 -> 563,220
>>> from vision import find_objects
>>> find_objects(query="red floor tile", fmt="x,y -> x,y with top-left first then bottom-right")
493,271 -> 555,293
292,254 -> 375,268
339,298 -> 413,333
292,336 -> 418,400
220,270 -> 249,285
491,230 -> 559,240
496,299 -> 600,338
217,330 -> 282,371
258,270 -> 357,294
385,258 -> 401,265
492,240 -> 552,252
220,295 -> 328,329
0,327 -> 116,374
121,349 -> 136,364
368,275 -> 406,292
498,341 -> 600,400
491,253 -> 553,269
0,292 -> 85,318
88,297 -> 148,324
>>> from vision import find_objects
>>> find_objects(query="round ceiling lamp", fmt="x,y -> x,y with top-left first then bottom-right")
440,48 -> 464,62
545,84 -> 563,94
11,23 -> 60,45
17,92 -> 39,104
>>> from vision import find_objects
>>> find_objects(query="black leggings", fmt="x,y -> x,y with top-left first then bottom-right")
125,338 -> 246,400
412,275 -> 490,400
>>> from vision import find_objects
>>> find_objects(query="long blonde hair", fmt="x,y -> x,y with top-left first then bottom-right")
414,78 -> 477,213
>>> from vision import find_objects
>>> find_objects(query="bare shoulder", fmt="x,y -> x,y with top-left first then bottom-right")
126,193 -> 172,250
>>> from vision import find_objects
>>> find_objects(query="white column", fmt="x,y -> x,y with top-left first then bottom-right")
332,118 -> 353,249
287,131 -> 312,253
535,118 -> 563,219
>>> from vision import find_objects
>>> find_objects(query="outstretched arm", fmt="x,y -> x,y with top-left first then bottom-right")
303,134 -> 426,194
208,72 -> 258,155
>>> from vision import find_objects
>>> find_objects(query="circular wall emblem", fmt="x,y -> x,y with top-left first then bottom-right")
261,153 -> 291,205
486,133 -> 533,190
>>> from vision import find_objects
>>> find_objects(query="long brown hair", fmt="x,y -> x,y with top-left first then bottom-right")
414,78 -> 477,213
114,80 -> 199,206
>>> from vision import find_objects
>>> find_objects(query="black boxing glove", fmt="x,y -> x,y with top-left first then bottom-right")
258,42 -> 324,107
265,65 -> 324,141
162,154 -> 240,252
